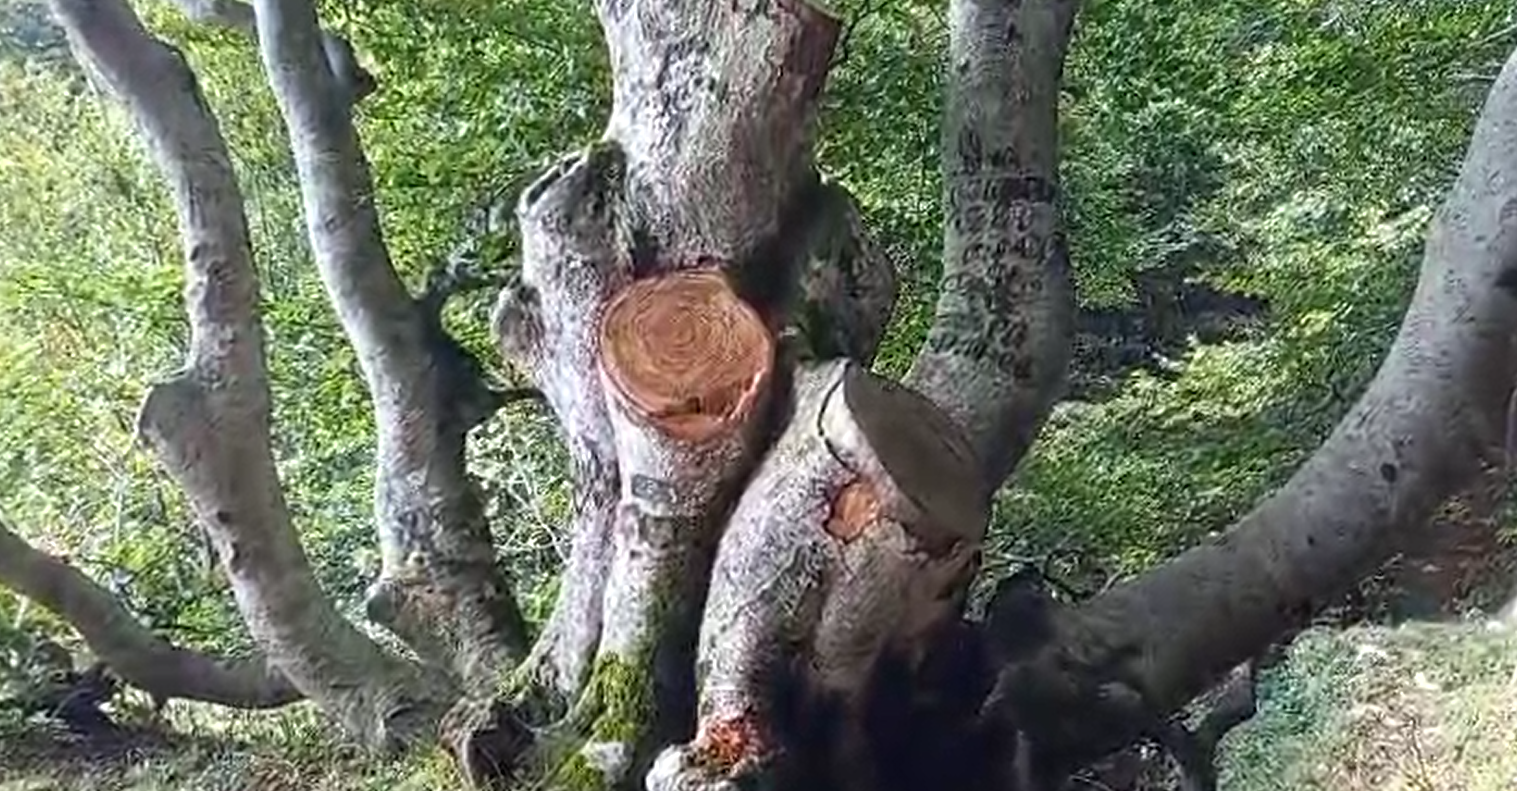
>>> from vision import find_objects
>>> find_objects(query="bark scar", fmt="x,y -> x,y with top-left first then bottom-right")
826,478 -> 882,543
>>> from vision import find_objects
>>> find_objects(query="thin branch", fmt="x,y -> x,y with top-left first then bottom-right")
905,0 -> 1080,489
250,0 -> 529,681
0,518 -> 300,709
167,0 -> 374,102
48,0 -> 449,746
249,0 -> 417,381
828,0 -> 880,71
418,254 -> 510,322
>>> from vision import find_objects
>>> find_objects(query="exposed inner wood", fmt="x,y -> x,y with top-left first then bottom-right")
692,712 -> 772,772
600,270 -> 775,443
826,479 -> 882,542
834,365 -> 989,553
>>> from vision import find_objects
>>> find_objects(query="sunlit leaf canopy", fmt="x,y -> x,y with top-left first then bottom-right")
1,0 -> 1511,649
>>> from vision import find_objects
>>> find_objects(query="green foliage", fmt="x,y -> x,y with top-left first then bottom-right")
1221,624 -> 1517,791
2,0 -> 1516,769
988,0 -> 1516,584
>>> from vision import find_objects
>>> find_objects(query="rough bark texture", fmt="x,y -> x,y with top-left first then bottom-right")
988,42 -> 1517,786
905,0 -> 1078,486
49,0 -> 447,749
31,0 -> 1517,788
249,0 -> 528,688
599,0 -> 841,271
647,360 -> 987,791
779,174 -> 899,365
0,518 -> 300,709
560,270 -> 775,784
492,145 -> 632,707
490,0 -> 847,718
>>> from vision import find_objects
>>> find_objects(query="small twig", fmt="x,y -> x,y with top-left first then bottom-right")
495,387 -> 546,406
417,257 -> 511,321
1476,21 -> 1517,47
1195,663 -> 1258,751
1158,660 -> 1259,791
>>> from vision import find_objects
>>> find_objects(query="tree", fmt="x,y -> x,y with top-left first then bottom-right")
6,0 -> 1517,788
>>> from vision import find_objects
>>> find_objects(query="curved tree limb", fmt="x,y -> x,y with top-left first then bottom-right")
905,0 -> 1079,487
0,518 -> 301,709
47,0 -> 449,749
996,42 -> 1517,781
249,0 -> 528,685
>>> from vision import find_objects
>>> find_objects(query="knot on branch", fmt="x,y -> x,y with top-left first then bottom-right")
441,696 -> 534,791
979,632 -> 1262,791
134,373 -> 213,463
0,656 -> 121,736
730,174 -> 898,365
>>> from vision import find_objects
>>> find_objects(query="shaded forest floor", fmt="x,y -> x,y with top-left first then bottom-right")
5,511 -> 1517,791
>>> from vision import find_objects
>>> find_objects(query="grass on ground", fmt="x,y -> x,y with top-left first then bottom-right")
3,622 -> 1516,790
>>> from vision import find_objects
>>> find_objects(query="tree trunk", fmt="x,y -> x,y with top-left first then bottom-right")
24,0 -> 1517,789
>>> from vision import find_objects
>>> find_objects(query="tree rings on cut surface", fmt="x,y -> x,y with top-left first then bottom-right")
600,270 -> 774,443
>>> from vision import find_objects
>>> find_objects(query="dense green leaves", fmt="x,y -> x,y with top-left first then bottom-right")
1,0 -> 1512,658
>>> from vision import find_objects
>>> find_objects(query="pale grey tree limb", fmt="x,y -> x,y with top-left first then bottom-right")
0,518 -> 301,709
47,0 -> 450,749
167,0 -> 374,102
905,0 -> 1079,488
248,0 -> 529,687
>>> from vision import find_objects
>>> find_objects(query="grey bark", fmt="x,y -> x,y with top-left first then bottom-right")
249,0 -> 529,687
990,40 -> 1517,782
488,0 -> 852,717
648,360 -> 987,791
599,0 -> 841,270
34,0 -> 1517,788
492,146 -> 632,707
905,0 -> 1078,487
0,518 -> 300,709
48,0 -> 448,749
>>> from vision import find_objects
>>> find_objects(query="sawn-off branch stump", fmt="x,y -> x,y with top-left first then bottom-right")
647,360 -> 989,791
460,254 -> 991,790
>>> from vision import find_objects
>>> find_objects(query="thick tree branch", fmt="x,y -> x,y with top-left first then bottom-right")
164,0 -> 374,102
597,0 -> 842,269
0,518 -> 300,709
493,0 -> 852,715
1002,42 -> 1517,780
249,0 -> 528,684
490,147 -> 631,709
905,0 -> 1079,487
48,0 -> 448,748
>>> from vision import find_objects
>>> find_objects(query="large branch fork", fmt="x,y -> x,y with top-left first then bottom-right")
38,0 -> 1517,788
